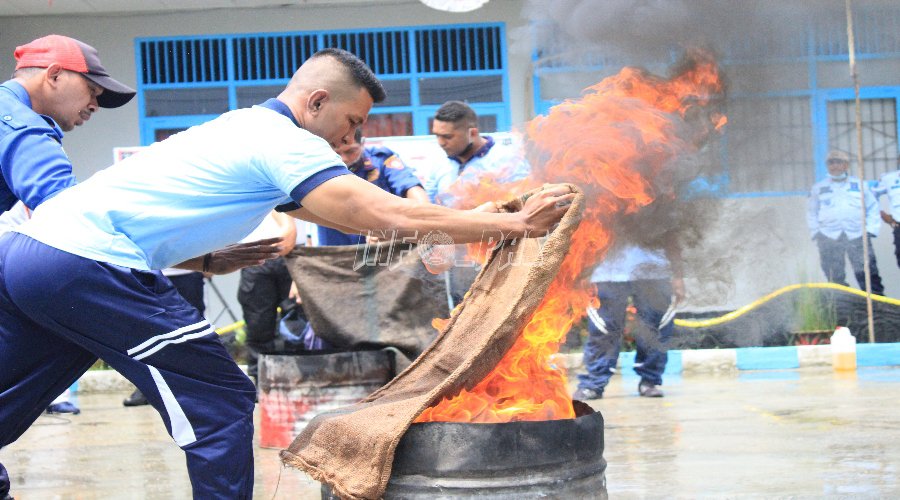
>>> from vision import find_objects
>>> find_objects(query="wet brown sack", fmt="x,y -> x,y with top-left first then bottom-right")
281,185 -> 584,500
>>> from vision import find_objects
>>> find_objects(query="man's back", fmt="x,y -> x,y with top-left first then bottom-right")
18,104 -> 342,270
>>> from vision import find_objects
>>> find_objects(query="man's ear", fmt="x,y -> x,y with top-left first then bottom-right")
468,126 -> 480,140
307,89 -> 329,115
45,63 -> 64,86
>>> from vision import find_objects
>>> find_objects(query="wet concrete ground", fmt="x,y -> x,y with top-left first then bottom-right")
2,366 -> 898,499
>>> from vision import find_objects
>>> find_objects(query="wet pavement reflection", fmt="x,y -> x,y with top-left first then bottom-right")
1,366 -> 898,498
593,367 -> 899,498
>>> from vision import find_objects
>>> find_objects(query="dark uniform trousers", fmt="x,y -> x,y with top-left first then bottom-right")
893,226 -> 900,269
237,256 -> 293,380
578,279 -> 674,393
816,233 -> 884,295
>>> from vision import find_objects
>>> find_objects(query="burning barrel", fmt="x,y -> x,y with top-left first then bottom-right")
321,401 -> 606,499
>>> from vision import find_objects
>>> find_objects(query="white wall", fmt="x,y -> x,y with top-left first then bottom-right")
2,1 -> 896,320
685,195 -> 900,312
0,1 -> 531,325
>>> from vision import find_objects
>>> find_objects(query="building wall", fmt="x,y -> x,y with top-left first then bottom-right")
0,1 -> 531,324
686,196 -> 899,312
0,0 -> 531,180
1,1 -> 896,320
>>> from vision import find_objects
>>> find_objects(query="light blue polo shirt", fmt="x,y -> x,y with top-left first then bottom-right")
874,169 -> 900,221
424,135 -> 531,207
18,100 -> 347,270
591,244 -> 672,283
806,175 -> 881,240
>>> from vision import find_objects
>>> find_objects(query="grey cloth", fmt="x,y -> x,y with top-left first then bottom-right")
284,243 -> 449,363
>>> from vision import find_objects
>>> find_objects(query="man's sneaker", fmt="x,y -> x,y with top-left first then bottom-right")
46,401 -> 80,415
638,381 -> 664,398
573,387 -> 602,400
123,389 -> 149,407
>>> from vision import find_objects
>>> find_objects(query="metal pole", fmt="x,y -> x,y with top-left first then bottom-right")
444,270 -> 456,312
845,0 -> 876,343
205,276 -> 240,324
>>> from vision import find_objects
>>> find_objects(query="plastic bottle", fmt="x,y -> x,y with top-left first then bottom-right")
830,326 -> 857,371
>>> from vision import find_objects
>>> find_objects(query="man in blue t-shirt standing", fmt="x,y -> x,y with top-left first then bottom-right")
318,128 -> 429,245
0,34 -> 135,213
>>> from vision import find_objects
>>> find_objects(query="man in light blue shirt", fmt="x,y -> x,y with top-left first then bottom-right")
873,155 -> 900,270
424,101 -> 530,305
0,48 -> 575,499
806,150 -> 884,294
424,100 -> 530,207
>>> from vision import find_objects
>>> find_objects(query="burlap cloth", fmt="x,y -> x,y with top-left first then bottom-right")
280,184 -> 584,500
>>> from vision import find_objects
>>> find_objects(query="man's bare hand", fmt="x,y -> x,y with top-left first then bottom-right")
206,237 -> 283,275
518,184 -> 577,236
288,281 -> 303,305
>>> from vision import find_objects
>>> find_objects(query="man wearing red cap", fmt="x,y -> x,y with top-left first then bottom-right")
0,36 -> 288,500
0,34 -> 136,500
0,34 -> 135,212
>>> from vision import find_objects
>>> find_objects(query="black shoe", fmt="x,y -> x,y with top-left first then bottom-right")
46,401 -> 81,415
123,389 -> 149,407
573,387 -> 603,400
638,381 -> 664,398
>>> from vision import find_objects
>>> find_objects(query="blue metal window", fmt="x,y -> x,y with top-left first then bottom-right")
141,37 -> 229,84
135,23 -> 509,144
531,5 -> 900,197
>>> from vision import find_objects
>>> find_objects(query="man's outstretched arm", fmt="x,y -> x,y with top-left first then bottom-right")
174,237 -> 284,275
291,174 -> 574,244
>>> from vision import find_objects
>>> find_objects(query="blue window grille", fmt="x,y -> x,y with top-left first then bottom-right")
531,5 -> 900,197
136,23 -> 509,144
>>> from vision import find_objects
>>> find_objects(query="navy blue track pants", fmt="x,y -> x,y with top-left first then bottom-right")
0,233 -> 256,499
577,279 -> 673,393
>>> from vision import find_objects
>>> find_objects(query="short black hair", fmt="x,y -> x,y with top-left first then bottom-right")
434,100 -> 477,128
312,48 -> 386,103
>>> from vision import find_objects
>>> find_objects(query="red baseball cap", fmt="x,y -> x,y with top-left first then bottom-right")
14,34 -> 136,109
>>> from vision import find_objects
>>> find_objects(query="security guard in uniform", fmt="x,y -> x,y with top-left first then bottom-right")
317,128 -> 429,246
806,150 -> 884,294
874,156 -> 900,269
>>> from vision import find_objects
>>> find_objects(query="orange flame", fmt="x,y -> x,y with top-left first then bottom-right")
416,49 -> 725,423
